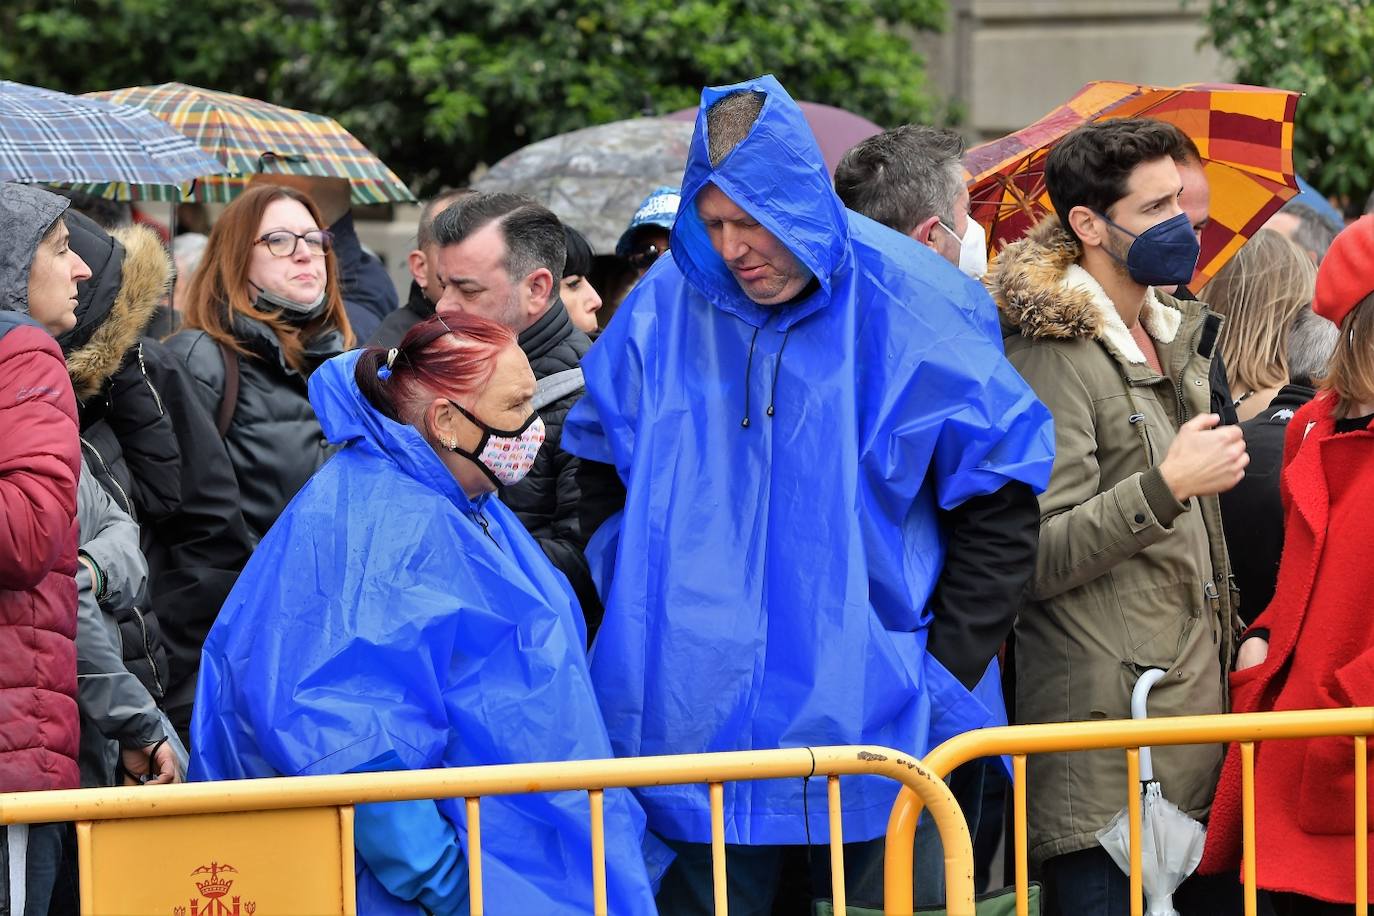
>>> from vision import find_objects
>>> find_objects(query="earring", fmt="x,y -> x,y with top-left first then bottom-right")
448,435 -> 459,450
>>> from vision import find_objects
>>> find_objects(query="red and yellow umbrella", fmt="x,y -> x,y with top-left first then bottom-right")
965,81 -> 1300,288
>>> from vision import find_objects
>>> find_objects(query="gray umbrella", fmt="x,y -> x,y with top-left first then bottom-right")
473,117 -> 693,255
1097,668 -> 1208,916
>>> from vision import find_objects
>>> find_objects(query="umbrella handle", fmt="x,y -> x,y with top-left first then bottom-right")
1132,668 -> 1168,782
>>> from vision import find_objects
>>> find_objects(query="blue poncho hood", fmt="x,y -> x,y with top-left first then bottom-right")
191,351 -> 662,914
563,75 -> 1055,845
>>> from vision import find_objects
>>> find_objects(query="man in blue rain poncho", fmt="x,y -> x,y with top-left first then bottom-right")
191,314 -> 664,915
565,76 -> 1056,911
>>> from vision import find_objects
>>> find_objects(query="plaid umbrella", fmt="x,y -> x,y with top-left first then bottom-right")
0,81 -> 223,196
965,81 -> 1300,288
80,83 -> 415,205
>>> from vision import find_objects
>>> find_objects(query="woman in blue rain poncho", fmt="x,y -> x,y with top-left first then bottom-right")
190,313 -> 663,915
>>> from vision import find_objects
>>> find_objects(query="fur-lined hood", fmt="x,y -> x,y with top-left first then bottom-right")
988,216 -> 1183,366
64,223 -> 171,399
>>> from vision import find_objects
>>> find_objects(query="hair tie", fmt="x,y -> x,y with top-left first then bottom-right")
377,347 -> 400,381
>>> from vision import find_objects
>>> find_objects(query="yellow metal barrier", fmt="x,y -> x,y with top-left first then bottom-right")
882,707 -> 1374,916
0,745 -> 975,916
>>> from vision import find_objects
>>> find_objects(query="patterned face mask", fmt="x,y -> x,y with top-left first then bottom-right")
448,402 -> 545,487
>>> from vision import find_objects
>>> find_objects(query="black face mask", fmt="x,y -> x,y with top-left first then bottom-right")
249,281 -> 327,323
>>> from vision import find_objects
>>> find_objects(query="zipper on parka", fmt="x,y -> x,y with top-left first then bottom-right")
131,607 -> 165,698
81,436 -> 133,518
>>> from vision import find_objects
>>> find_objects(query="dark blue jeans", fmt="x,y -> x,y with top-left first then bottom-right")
910,761 -> 988,904
655,836 -> 887,916
1043,845 -> 1245,916
655,763 -> 989,915
1,823 -> 64,916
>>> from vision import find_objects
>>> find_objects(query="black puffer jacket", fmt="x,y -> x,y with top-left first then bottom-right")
503,299 -> 602,635
1219,383 -> 1316,624
166,315 -> 344,539
368,280 -> 434,349
137,337 -> 255,743
61,217 -> 175,702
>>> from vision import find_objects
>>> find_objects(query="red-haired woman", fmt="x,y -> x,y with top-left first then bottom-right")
165,185 -> 354,538
1202,216 -> 1374,912
189,313 -> 664,914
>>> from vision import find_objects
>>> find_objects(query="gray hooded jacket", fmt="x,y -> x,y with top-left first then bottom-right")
0,183 -> 69,315
75,455 -> 167,786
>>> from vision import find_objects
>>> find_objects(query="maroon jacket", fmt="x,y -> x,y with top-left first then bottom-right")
1201,392 -> 1374,902
0,312 -> 81,791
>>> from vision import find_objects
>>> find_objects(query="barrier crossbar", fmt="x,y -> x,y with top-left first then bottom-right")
0,745 -> 976,916
882,707 -> 1374,916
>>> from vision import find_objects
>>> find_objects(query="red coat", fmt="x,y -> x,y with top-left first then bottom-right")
1200,392 -> 1374,902
0,314 -> 80,792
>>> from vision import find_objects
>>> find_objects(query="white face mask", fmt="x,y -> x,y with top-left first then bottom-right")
957,219 -> 988,280
938,218 -> 988,280
447,403 -> 546,488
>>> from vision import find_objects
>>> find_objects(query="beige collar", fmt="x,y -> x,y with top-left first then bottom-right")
1059,264 -> 1181,365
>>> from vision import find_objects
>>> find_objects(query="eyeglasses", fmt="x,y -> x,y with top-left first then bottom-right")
628,244 -> 666,270
254,229 -> 333,258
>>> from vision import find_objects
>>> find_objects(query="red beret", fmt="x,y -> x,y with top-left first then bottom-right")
1314,214 -> 1374,327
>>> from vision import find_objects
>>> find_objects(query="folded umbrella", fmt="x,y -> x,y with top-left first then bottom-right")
1097,668 -> 1207,916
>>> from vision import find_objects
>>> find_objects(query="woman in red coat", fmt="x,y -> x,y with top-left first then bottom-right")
1201,215 -> 1374,913
0,183 -> 89,915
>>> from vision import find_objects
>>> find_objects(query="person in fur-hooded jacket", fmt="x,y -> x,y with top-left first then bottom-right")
58,212 -> 175,707
59,212 -> 255,744
987,119 -> 1247,915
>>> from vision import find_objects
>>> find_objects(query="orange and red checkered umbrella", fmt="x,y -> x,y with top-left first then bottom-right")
965,81 -> 1300,288
78,83 -> 414,205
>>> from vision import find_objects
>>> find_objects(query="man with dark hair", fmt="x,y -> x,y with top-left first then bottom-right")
368,189 -> 472,348
988,118 -> 1247,914
1265,200 -> 1342,264
431,192 -> 601,633
564,76 -> 1055,913
835,125 -> 986,279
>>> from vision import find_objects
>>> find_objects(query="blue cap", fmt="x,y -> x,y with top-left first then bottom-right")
616,186 -> 681,258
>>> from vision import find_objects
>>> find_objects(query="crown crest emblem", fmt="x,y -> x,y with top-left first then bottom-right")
177,862 -> 255,916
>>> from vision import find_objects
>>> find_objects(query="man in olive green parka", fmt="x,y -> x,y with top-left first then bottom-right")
988,118 -> 1248,915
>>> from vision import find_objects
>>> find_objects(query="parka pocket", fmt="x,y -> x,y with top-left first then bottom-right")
1117,580 -> 1203,670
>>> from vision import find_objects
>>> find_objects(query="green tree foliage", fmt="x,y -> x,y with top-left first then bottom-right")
1205,0 -> 1374,199
279,0 -> 946,194
0,0 -> 283,102
0,1 -> 946,197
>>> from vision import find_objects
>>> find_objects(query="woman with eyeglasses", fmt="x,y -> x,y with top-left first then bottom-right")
166,185 -> 355,539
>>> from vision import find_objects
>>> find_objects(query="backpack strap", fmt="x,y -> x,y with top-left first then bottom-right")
215,340 -> 241,438
533,367 -> 585,412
